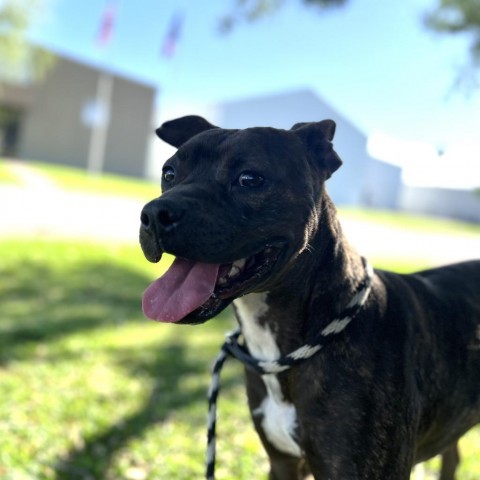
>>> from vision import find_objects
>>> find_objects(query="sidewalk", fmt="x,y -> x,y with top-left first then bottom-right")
0,162 -> 478,265
0,162 -> 144,243
341,218 -> 479,266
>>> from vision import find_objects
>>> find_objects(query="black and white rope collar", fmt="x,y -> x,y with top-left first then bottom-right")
205,258 -> 374,480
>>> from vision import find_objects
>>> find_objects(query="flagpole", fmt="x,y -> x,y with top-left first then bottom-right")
87,0 -> 117,175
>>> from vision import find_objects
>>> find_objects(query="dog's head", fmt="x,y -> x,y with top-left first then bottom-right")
140,115 -> 342,324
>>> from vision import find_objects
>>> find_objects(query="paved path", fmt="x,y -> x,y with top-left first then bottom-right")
1,161 -> 143,243
0,185 -> 143,243
1,162 -> 479,266
341,218 -> 480,266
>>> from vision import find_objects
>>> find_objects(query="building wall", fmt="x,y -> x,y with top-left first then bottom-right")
150,89 -> 405,212
0,83 -> 36,109
2,54 -> 155,177
400,186 -> 480,223
363,158 -> 402,209
20,58 -> 95,168
102,74 -> 155,177
215,89 -> 378,206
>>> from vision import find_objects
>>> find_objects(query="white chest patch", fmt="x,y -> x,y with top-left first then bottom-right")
234,293 -> 302,458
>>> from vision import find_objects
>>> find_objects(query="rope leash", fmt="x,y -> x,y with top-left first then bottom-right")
205,259 -> 373,479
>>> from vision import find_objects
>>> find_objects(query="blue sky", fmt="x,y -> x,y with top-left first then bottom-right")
28,0 -> 480,187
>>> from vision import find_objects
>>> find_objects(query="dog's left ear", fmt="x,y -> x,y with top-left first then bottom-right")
156,115 -> 218,148
291,120 -> 342,177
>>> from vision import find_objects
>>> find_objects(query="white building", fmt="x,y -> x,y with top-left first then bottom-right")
400,186 -> 480,223
151,89 -> 402,210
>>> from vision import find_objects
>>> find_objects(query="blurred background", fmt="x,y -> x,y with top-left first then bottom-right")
0,0 -> 479,478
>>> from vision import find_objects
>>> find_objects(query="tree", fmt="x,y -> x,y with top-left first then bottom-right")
424,0 -> 480,89
219,0 -> 348,32
221,0 -> 480,85
0,0 -> 54,84
425,0 -> 480,60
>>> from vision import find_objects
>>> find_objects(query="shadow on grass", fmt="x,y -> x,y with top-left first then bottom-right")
0,245 -> 240,478
52,332 -> 240,479
53,341 -> 197,478
0,258 -> 148,365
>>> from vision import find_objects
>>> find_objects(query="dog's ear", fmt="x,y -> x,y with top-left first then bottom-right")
291,120 -> 342,177
291,119 -> 336,141
156,115 -> 218,148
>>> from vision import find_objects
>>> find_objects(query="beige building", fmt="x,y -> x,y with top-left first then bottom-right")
0,52 -> 156,177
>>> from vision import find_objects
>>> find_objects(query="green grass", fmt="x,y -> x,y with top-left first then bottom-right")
0,159 -> 22,185
0,239 -> 262,479
1,160 -> 161,200
31,162 -> 162,200
0,238 -> 479,479
0,161 -> 479,477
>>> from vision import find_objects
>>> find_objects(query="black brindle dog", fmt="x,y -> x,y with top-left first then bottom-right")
139,115 -> 480,479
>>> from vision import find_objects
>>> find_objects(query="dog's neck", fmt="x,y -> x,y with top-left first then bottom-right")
239,193 -> 368,356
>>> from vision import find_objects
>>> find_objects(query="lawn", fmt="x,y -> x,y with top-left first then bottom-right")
0,239 -> 260,480
0,160 -> 22,185
0,238 -> 479,480
0,160 -> 479,478
0,159 -> 161,201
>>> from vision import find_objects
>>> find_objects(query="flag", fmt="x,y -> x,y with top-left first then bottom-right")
96,1 -> 117,48
161,12 -> 184,58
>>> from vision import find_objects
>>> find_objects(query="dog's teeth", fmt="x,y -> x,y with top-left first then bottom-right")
229,265 -> 241,278
233,258 -> 246,270
217,277 -> 228,286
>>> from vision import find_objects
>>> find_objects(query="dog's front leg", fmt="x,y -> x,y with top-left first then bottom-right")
245,370 -> 311,480
266,454 -> 311,480
252,414 -> 311,480
439,441 -> 460,480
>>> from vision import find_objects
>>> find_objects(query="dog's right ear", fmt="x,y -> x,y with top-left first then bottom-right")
291,120 -> 342,178
155,115 -> 218,148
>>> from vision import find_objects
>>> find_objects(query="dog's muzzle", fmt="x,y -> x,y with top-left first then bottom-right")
139,197 -> 185,263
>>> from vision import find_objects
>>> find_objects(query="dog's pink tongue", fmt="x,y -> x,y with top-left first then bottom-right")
142,258 -> 220,323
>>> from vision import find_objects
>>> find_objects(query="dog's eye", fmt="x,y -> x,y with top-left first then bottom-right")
238,171 -> 264,188
162,166 -> 176,183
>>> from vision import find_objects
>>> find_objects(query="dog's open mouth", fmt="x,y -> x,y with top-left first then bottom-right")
142,246 -> 281,323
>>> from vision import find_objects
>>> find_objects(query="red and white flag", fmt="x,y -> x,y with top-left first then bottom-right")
161,12 -> 184,59
96,1 -> 118,48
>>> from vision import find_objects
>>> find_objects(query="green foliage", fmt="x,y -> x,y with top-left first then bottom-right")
0,0 -> 55,83
220,0 -> 347,32
221,0 -> 480,88
425,0 -> 480,52
425,0 -> 480,89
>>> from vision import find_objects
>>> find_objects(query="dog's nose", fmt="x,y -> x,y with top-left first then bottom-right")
140,199 -> 185,232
